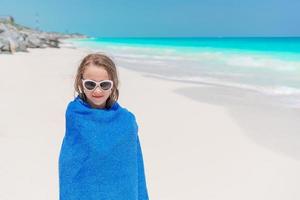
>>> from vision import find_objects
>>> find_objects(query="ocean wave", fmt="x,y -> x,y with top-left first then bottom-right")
145,73 -> 300,96
70,40 -> 300,107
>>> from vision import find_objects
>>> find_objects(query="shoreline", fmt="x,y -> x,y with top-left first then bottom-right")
64,39 -> 300,109
0,47 -> 300,200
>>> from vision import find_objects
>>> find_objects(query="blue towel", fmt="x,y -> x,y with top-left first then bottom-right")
59,95 -> 149,200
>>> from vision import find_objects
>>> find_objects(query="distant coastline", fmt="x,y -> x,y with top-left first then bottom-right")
0,16 -> 89,54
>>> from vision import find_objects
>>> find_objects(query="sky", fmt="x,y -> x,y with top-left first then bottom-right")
0,0 -> 299,37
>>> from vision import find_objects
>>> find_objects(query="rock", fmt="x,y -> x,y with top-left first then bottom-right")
0,23 -> 29,53
24,34 -> 44,48
0,16 -> 88,54
0,37 -> 8,51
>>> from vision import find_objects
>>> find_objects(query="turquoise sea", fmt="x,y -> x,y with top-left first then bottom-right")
67,37 -> 300,107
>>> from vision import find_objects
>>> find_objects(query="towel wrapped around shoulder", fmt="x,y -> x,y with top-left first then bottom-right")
59,95 -> 149,200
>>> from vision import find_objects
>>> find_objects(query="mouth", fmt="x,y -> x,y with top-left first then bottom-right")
92,96 -> 103,99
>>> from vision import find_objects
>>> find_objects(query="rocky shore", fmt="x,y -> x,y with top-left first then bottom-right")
0,16 -> 88,54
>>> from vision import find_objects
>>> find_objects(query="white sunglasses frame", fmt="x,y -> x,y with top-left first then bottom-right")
81,79 -> 114,91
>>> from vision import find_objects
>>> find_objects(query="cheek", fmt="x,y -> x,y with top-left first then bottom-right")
83,89 -> 91,95
104,91 -> 112,98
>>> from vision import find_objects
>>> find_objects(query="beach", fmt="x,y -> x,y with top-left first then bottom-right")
0,46 -> 300,200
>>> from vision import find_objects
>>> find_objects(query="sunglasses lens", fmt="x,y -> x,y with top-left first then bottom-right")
84,81 -> 96,90
100,81 -> 112,90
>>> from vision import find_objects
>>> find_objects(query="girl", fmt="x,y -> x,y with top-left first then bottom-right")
58,53 -> 149,200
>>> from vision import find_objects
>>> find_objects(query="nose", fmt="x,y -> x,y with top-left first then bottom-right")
93,86 -> 103,94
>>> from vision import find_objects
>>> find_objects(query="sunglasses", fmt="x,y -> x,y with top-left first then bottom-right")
82,79 -> 113,91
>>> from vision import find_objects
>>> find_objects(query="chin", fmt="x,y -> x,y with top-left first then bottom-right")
94,101 -> 105,106
91,99 -> 105,104
86,97 -> 106,106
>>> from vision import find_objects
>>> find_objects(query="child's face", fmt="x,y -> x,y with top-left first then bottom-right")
82,65 -> 112,109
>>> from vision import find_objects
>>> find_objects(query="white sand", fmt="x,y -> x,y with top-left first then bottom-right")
0,47 -> 300,200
